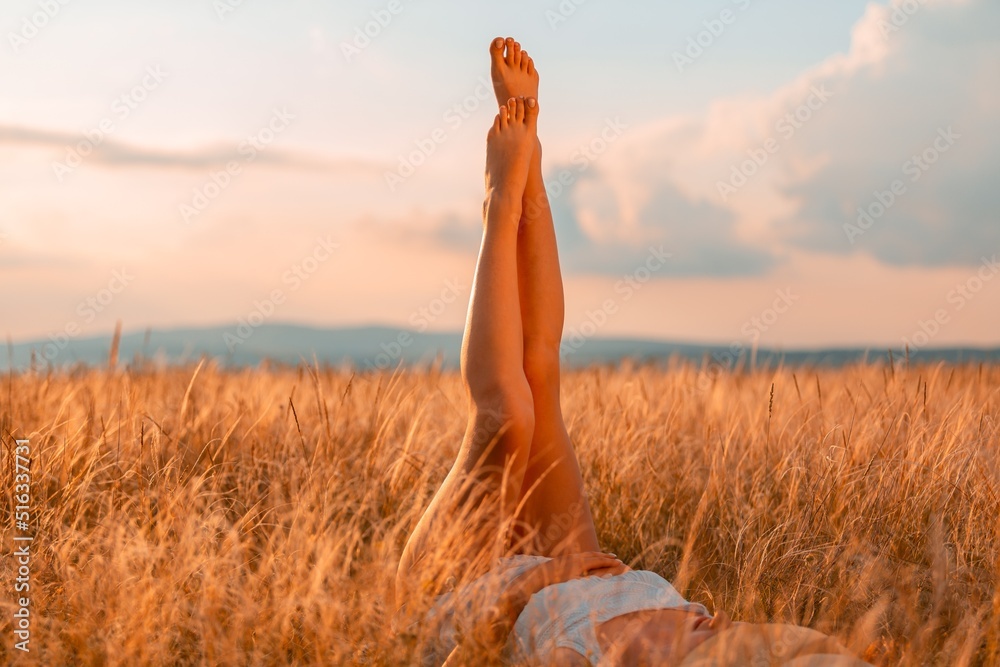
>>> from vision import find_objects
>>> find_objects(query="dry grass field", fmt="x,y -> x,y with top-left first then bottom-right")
1,359 -> 999,665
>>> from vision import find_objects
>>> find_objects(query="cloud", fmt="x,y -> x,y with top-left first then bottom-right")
0,124 -> 387,175
0,251 -> 88,270
372,159 -> 777,277
304,0 -> 1000,280
769,0 -> 1000,267
550,166 -> 775,276
549,0 -> 999,274
354,211 -> 482,252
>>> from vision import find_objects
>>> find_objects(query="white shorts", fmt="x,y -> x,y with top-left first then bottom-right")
416,554 -> 708,665
510,560 -> 709,663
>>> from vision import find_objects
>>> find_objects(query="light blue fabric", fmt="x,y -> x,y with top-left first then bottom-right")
509,565 -> 709,664
419,555 -> 547,666
418,555 -> 708,665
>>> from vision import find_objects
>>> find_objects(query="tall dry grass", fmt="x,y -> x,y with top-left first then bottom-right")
1,359 -> 998,665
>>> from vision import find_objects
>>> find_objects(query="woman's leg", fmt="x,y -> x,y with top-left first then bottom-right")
512,135 -> 601,557
396,96 -> 540,607
489,37 -> 601,556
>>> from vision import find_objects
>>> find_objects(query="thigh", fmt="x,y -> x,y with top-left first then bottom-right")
396,409 -> 532,607
396,463 -> 493,601
512,426 -> 600,557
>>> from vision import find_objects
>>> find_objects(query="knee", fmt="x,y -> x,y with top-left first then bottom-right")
523,341 -> 561,390
469,379 -> 536,448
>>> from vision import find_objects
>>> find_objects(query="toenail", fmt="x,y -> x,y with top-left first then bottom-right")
528,98 -> 536,107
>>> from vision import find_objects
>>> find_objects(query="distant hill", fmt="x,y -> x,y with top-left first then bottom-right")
4,323 -> 999,372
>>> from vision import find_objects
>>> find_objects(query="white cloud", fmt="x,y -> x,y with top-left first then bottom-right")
0,124 -> 386,174
553,0 -> 1000,275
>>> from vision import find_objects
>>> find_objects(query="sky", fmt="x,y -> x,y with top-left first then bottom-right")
2,0 -> 998,351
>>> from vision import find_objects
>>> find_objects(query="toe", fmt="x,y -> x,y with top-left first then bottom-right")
489,37 -> 504,64
527,57 -> 536,76
512,41 -> 522,66
499,104 -> 510,128
520,50 -> 530,71
504,37 -> 516,66
525,97 -> 539,124
513,97 -> 525,123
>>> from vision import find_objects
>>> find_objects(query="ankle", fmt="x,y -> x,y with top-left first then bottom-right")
484,190 -> 523,221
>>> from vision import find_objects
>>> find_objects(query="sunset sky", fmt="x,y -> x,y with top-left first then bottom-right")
3,0 -> 998,350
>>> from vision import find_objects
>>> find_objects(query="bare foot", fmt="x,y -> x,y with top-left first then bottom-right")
485,96 -> 540,219
489,37 -> 539,107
